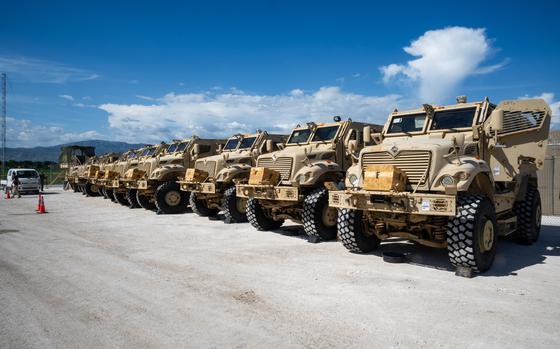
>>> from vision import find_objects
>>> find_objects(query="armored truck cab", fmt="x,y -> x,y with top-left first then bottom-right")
329,97 -> 551,273
83,153 -> 120,197
109,145 -> 157,205
237,117 -> 382,241
59,145 -> 95,191
178,130 -> 286,222
130,137 -> 224,214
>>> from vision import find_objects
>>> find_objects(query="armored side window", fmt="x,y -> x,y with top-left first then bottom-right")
198,144 -> 211,154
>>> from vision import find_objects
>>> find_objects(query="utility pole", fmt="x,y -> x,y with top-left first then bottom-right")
1,73 -> 6,181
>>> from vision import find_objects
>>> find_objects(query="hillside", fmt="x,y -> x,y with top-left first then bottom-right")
5,140 -> 146,162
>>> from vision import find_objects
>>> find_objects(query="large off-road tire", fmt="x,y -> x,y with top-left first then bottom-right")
84,182 -> 100,197
70,183 -> 78,192
154,181 -> 189,214
136,190 -> 156,211
106,188 -> 116,202
447,195 -> 497,273
126,189 -> 141,208
190,192 -> 219,217
113,190 -> 129,206
338,208 -> 380,253
513,186 -> 541,245
302,187 -> 337,241
246,198 -> 284,231
222,186 -> 248,223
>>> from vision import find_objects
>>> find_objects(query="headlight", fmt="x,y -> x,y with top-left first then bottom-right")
348,174 -> 359,186
440,175 -> 455,186
296,173 -> 307,184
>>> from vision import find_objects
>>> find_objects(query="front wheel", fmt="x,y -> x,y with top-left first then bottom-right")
338,209 -> 380,253
303,187 -> 337,241
447,195 -> 497,273
154,181 -> 189,214
246,198 -> 283,231
136,190 -> 156,211
113,190 -> 129,206
190,192 -> 219,217
126,189 -> 141,208
222,186 -> 248,223
84,182 -> 100,197
513,186 -> 541,245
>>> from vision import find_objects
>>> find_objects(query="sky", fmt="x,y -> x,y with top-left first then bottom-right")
1,0 -> 559,147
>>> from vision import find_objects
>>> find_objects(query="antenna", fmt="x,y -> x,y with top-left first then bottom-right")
1,73 -> 6,182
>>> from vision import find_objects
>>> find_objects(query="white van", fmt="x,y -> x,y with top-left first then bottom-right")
7,168 -> 41,194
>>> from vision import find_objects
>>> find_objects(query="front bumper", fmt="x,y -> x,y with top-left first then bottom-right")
236,184 -> 299,202
329,190 -> 456,216
121,178 -> 139,189
178,181 -> 217,194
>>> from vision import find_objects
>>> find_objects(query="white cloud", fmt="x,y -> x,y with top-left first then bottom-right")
59,94 -> 74,101
0,55 -> 100,84
380,27 -> 507,103
6,117 -> 105,147
99,87 -> 401,143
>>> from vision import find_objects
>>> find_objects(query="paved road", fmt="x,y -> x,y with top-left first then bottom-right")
1,189 -> 559,348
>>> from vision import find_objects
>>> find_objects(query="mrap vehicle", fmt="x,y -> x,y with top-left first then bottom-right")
329,97 -> 551,273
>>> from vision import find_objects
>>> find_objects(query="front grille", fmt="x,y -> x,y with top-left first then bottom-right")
195,161 -> 216,178
362,150 -> 431,185
257,157 -> 293,181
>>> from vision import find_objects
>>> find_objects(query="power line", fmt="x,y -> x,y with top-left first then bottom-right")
1,72 -> 6,181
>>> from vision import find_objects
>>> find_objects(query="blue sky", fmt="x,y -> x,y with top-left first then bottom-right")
1,0 -> 559,147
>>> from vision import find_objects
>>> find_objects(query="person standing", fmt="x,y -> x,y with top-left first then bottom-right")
12,173 -> 21,198
40,173 -> 46,191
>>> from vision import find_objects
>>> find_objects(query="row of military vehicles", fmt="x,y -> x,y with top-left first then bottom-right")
61,97 -> 552,273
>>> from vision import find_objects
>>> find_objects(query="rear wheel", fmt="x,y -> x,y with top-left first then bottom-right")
513,186 -> 541,245
338,209 -> 380,253
126,189 -> 141,208
113,190 -> 129,206
303,187 -> 337,241
246,198 -> 283,231
155,181 -> 189,214
447,195 -> 497,273
71,183 -> 78,192
222,186 -> 247,223
136,190 -> 156,210
190,192 -> 219,217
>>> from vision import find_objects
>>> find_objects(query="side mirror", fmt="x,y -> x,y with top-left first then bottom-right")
217,144 -> 223,153
348,140 -> 357,153
193,144 -> 200,155
486,109 -> 504,134
363,126 -> 371,144
266,139 -> 273,153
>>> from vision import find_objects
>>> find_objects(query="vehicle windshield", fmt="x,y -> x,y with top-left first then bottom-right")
287,128 -> 312,144
146,148 -> 157,156
16,170 -> 38,178
430,107 -> 476,130
176,142 -> 190,153
166,143 -> 178,153
387,113 -> 426,134
239,137 -> 256,149
312,126 -> 339,142
224,138 -> 240,150
128,152 -> 137,159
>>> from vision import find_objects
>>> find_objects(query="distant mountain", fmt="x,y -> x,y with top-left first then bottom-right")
5,140 -> 146,162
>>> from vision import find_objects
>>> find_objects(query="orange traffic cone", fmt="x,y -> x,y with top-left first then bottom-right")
36,194 -> 42,211
6,190 -> 10,199
38,196 -> 47,214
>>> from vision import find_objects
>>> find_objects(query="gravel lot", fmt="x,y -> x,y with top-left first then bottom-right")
1,188 -> 560,348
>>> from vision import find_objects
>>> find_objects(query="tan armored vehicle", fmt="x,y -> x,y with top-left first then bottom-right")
329,97 -> 551,273
101,149 -> 140,203
59,145 -> 96,192
127,137 -> 224,214
107,145 -> 155,206
237,117 -> 382,240
178,131 -> 286,222
84,153 -> 120,198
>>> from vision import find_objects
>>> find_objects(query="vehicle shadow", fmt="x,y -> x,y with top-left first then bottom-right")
374,225 -> 560,276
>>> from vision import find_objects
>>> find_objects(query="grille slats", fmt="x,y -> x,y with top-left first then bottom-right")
195,161 -> 216,178
362,150 -> 431,185
257,157 -> 293,181
500,110 -> 545,134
